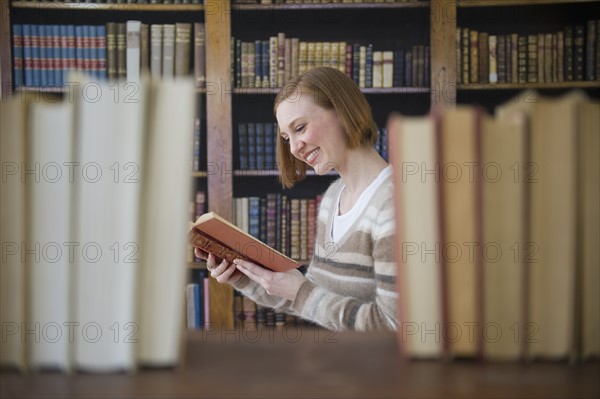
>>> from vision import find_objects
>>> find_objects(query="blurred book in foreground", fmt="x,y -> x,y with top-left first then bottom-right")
0,74 -> 195,373
389,90 -> 599,362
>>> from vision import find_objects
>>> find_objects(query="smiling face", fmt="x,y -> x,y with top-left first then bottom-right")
276,93 -> 348,175
273,67 -> 378,188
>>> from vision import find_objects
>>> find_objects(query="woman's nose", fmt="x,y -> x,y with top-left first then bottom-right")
289,136 -> 304,158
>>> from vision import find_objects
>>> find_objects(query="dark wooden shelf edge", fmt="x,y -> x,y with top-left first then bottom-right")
458,81 -> 600,90
13,0 -> 596,11
11,86 -> 207,94
234,170 -> 280,176
458,0 -> 599,7
234,87 -> 429,94
10,1 -> 204,11
234,2 -> 430,11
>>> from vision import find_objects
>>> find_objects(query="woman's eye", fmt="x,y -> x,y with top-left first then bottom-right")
295,125 -> 305,133
282,136 -> 290,142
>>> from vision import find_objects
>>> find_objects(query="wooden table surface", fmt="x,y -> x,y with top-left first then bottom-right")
2,328 -> 599,398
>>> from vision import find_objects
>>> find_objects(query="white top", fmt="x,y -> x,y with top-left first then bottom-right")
331,165 -> 393,243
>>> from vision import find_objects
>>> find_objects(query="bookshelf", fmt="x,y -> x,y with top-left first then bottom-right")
1,0 -> 599,332
228,1 -> 432,290
453,0 -> 600,112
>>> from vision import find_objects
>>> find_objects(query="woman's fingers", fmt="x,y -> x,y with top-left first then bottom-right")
234,259 -> 267,284
233,259 -> 305,300
212,258 -> 229,275
202,254 -> 243,285
194,247 -> 208,260
215,263 -> 237,284
205,253 -> 215,268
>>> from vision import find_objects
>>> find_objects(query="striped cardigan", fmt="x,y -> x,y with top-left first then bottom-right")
232,176 -> 398,332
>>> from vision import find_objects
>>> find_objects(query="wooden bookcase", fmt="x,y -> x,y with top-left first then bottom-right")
1,0 -> 598,330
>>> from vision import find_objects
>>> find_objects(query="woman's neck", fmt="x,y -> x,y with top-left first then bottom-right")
337,147 -> 388,197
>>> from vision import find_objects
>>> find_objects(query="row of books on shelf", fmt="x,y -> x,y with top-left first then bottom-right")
186,270 -> 307,331
186,270 -> 210,329
237,122 -> 277,170
236,122 -> 388,170
234,292 -> 302,329
12,21 -> 206,89
194,118 -> 387,175
389,90 -> 599,360
457,21 -> 600,85
233,34 -> 429,89
231,194 -> 321,261
0,75 -> 196,372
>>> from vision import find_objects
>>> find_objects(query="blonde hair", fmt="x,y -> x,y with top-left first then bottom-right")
274,67 -> 378,188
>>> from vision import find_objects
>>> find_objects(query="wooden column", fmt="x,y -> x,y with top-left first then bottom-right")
430,0 -> 457,109
205,0 -> 234,329
206,0 -> 233,220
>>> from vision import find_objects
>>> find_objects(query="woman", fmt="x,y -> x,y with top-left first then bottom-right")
196,67 -> 397,331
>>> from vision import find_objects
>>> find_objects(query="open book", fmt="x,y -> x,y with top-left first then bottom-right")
188,212 -> 299,272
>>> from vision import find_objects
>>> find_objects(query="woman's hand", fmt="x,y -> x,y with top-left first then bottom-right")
233,258 -> 306,301
195,248 -> 243,285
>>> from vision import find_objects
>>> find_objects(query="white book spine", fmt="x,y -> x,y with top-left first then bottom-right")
27,101 -> 74,371
372,51 -> 383,88
0,99 -> 27,371
138,78 -> 195,366
383,51 -> 394,89
394,117 -> 443,358
126,21 -> 141,82
73,77 -> 145,372
150,24 -> 163,80
162,24 -> 176,79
